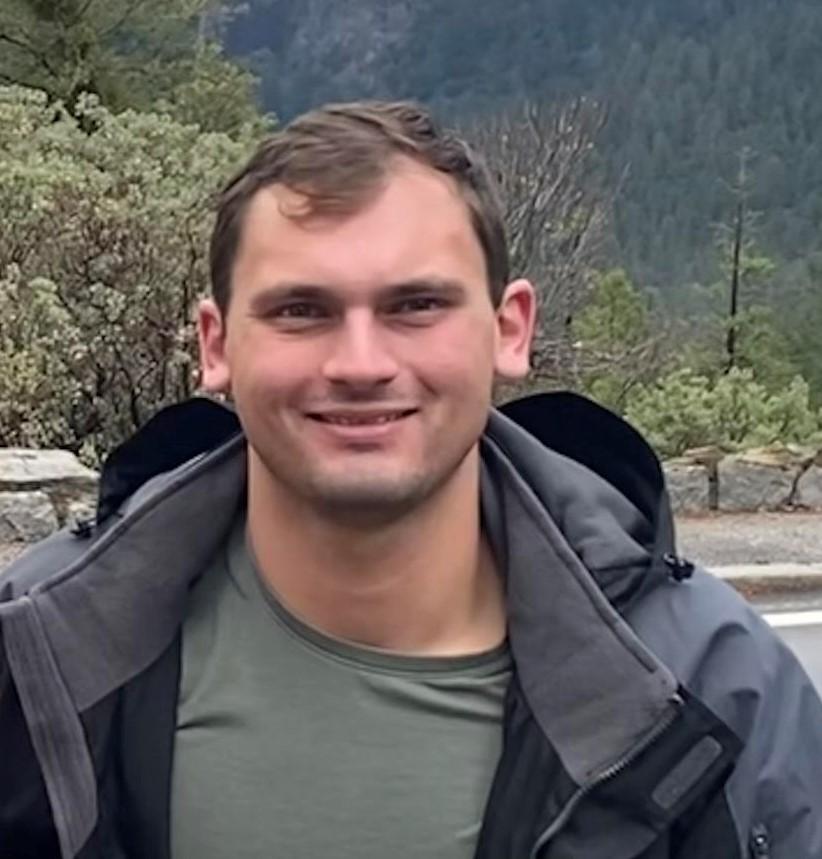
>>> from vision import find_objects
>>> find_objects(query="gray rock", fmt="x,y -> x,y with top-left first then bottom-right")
680,446 -> 725,466
718,453 -> 801,512
795,464 -> 822,510
0,448 -> 98,489
0,448 -> 98,524
663,463 -> 710,513
0,491 -> 58,542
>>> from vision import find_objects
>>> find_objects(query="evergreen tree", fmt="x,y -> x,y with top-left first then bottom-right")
0,0 -> 268,134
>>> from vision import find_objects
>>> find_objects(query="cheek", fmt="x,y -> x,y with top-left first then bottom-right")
228,344 -> 312,409
408,321 -> 497,392
227,325 -> 314,385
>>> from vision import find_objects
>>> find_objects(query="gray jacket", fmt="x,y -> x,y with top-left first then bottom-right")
1,393 -> 821,858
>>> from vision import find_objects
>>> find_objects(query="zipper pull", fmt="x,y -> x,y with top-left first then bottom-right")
750,824 -> 771,858
663,553 -> 694,582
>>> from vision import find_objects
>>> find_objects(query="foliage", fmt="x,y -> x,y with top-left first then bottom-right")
570,268 -> 666,410
728,307 -> 801,391
155,42 -> 270,135
0,85 -> 254,462
656,230 -> 803,399
786,288 -> 822,409
0,0 -> 268,135
624,367 -> 822,458
0,269 -> 83,451
675,304 -> 801,394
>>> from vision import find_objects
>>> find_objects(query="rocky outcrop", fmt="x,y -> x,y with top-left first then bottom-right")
0,449 -> 98,541
717,446 -> 812,513
663,462 -> 710,514
718,459 -> 795,511
0,491 -> 58,541
662,445 -> 822,514
794,459 -> 822,509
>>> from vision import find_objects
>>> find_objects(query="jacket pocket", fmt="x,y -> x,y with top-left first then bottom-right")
749,824 -> 771,858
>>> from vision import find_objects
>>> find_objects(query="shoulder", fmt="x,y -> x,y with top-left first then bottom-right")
626,567 -> 816,731
0,527 -> 94,600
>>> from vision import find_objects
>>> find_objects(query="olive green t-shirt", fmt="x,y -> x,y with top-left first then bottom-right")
171,514 -> 511,859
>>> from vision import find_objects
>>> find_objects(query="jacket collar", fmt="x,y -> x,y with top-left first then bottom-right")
481,409 -> 678,786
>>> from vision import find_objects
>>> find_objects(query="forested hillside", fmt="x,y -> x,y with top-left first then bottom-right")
225,0 -> 822,295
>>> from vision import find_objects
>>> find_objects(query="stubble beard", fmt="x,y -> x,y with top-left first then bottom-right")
258,437 -> 479,530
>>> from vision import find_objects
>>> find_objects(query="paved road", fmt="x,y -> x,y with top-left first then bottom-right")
767,612 -> 822,693
677,512 -> 822,567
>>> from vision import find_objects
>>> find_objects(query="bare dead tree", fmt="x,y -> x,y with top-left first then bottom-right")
466,97 -> 611,386
711,146 -> 777,377
725,147 -> 750,373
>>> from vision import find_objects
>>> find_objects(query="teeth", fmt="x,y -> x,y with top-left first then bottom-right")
320,412 -> 406,425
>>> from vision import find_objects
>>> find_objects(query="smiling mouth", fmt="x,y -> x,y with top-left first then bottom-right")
307,409 -> 417,426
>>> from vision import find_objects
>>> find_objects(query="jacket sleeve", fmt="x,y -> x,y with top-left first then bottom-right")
718,609 -> 822,858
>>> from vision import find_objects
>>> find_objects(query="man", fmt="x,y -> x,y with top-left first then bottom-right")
1,101 -> 820,859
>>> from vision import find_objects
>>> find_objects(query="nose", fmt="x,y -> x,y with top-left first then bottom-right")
321,309 -> 400,389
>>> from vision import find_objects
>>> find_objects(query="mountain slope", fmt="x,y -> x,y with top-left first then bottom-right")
225,0 -> 822,292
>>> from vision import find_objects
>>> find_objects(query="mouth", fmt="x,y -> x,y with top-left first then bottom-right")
306,409 -> 417,426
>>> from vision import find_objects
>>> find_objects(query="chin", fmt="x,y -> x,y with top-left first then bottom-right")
300,465 -> 435,512
310,475 -> 424,508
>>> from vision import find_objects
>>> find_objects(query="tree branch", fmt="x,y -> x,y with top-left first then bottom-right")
0,31 -> 59,78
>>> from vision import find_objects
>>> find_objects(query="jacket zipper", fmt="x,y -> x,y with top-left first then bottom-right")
528,693 -> 684,859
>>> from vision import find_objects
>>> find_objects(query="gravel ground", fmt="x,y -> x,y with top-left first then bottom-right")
676,511 -> 822,567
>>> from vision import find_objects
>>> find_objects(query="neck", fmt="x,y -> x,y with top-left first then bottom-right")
246,447 -> 505,656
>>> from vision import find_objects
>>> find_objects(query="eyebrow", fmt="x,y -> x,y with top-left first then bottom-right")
248,278 -> 467,314
382,279 -> 467,302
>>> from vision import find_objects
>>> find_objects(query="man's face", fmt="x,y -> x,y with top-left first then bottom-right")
199,157 -> 535,522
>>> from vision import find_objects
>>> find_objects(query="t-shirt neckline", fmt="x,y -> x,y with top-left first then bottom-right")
226,511 -> 511,678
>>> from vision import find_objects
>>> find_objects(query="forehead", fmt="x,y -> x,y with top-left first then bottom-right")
232,157 -> 488,294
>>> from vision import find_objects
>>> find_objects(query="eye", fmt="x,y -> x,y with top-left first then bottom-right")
390,296 -> 449,314
272,302 -> 328,320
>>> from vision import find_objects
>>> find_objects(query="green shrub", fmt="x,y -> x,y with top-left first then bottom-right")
571,268 -> 664,411
0,86 -> 255,462
625,367 -> 822,457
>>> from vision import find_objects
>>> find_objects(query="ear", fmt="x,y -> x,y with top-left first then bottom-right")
197,298 -> 232,393
493,278 -> 537,380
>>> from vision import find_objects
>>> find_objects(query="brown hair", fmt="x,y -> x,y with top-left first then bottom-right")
209,100 -> 509,313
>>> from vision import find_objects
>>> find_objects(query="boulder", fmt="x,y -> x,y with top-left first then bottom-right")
0,448 -> 98,524
663,462 -> 710,513
717,447 -> 806,511
795,463 -> 822,510
0,491 -> 58,542
0,448 -> 98,488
